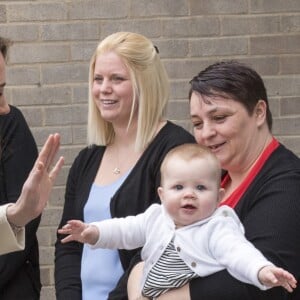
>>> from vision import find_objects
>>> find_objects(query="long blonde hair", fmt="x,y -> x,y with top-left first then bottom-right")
87,32 -> 169,151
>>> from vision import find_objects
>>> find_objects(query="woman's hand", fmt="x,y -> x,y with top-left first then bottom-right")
6,134 -> 64,227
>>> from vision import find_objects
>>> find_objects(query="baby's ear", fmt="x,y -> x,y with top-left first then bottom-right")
157,186 -> 164,203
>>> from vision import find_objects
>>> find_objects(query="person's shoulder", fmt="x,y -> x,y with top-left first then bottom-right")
145,122 -> 194,160
277,144 -> 300,162
145,203 -> 162,214
144,204 -> 164,225
164,121 -> 192,134
270,143 -> 300,170
75,144 -> 105,161
210,206 -> 245,233
7,104 -> 18,113
0,105 -> 35,148
0,105 -> 25,122
159,121 -> 195,142
213,205 -> 239,220
69,144 -> 105,174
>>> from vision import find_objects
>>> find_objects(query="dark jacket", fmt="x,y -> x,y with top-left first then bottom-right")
55,121 -> 195,300
0,105 -> 41,299
189,144 -> 300,300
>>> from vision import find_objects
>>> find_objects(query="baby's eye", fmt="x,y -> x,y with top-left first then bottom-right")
174,185 -> 183,190
196,185 -> 206,191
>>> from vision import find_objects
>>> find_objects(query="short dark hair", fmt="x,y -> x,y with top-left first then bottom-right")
0,36 -> 12,60
189,61 -> 272,130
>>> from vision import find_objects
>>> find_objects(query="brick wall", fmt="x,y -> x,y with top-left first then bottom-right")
0,0 -> 299,298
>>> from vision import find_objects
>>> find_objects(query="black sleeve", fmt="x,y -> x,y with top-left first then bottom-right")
190,161 -> 300,300
54,154 -> 84,300
0,108 -> 39,288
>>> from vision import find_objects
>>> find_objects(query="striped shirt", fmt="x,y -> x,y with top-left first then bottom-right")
142,239 -> 198,298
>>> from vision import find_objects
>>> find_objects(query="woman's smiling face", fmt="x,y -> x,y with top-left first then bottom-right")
190,91 -> 261,172
92,51 -> 137,127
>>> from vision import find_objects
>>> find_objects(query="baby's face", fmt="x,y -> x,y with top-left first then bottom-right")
158,157 -> 221,228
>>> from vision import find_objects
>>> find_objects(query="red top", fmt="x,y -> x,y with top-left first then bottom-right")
220,137 -> 279,208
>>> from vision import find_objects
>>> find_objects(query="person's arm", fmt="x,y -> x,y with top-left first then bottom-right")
127,261 -> 145,300
55,151 -> 88,300
59,206 -> 151,249
58,220 -> 99,245
5,134 -> 63,226
0,204 -> 25,255
258,265 -> 297,292
0,134 -> 63,256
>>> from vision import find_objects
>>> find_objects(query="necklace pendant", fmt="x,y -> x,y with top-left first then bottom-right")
113,167 -> 120,175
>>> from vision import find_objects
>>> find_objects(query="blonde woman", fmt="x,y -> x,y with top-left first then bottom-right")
55,32 -> 194,300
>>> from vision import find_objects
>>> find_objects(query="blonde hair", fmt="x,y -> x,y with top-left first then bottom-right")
87,32 -> 170,150
160,144 -> 222,185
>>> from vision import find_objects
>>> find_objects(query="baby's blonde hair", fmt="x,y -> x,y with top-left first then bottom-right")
160,144 -> 222,185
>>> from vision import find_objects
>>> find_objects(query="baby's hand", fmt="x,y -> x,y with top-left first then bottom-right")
259,265 -> 297,292
58,220 -> 99,245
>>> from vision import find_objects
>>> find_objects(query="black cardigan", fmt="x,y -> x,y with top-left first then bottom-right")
55,121 -> 195,299
189,144 -> 300,300
0,105 -> 40,299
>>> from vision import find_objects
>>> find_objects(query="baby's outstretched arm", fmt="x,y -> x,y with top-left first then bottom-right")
258,265 -> 297,292
58,220 -> 99,245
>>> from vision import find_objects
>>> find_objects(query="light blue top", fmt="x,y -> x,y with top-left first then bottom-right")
81,173 -> 129,300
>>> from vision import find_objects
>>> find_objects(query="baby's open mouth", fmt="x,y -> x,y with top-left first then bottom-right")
182,204 -> 196,209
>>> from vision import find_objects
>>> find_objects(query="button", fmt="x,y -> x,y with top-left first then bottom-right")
176,246 -> 181,252
223,211 -> 228,217
191,262 -> 196,268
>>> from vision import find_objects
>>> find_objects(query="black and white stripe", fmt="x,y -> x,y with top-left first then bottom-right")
142,240 -> 198,298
